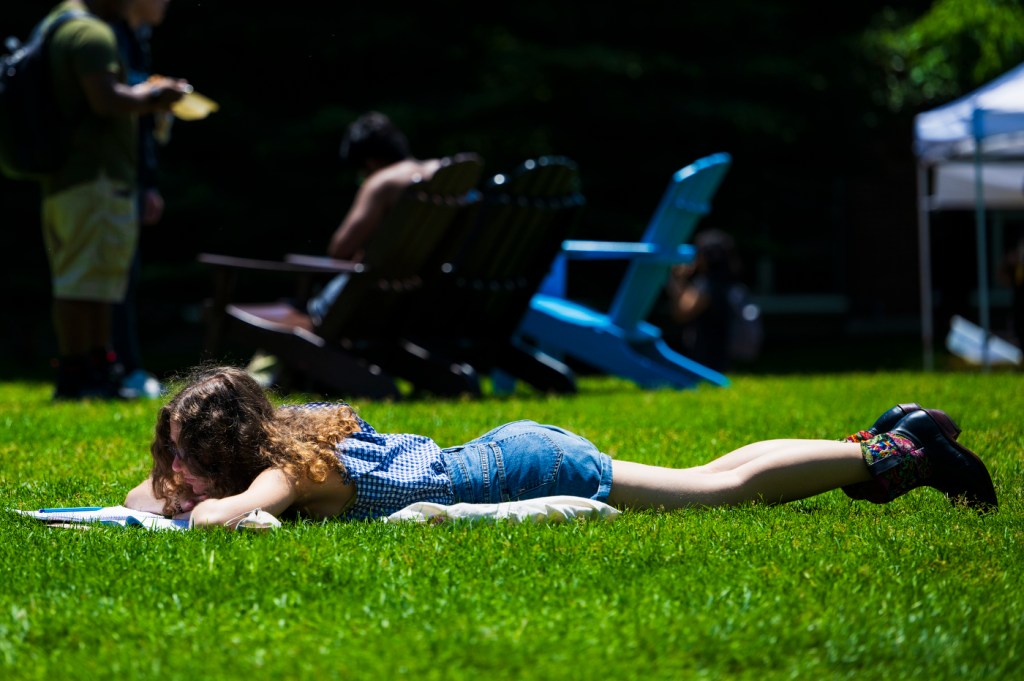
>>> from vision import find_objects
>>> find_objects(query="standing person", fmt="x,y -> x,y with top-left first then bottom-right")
306,111 -> 449,325
123,365 -> 998,526
111,0 -> 175,399
38,0 -> 189,399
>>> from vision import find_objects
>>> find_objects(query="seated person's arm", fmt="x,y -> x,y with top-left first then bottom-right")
671,285 -> 709,324
186,468 -> 301,529
666,265 -> 709,324
327,174 -> 398,260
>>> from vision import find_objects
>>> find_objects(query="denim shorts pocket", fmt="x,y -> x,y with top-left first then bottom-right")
495,432 -> 564,500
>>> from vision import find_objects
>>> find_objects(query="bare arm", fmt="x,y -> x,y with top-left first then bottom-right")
80,71 -> 188,118
124,476 -> 167,514
666,265 -> 710,324
186,468 -> 301,529
671,285 -> 710,324
125,474 -> 210,515
327,175 -> 399,259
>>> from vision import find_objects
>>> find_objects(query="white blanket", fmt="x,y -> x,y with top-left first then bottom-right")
384,495 -> 621,524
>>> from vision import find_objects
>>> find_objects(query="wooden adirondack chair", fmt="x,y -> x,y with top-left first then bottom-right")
514,152 -> 733,389
197,153 -> 484,399
402,156 -> 586,394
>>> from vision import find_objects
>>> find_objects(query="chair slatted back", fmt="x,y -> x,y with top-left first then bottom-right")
316,153 -> 483,340
430,156 -> 585,337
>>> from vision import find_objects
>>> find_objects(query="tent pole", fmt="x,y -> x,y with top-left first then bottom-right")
917,161 -> 934,371
972,110 -> 992,371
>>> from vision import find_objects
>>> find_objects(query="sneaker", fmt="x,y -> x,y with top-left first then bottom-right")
120,369 -> 164,399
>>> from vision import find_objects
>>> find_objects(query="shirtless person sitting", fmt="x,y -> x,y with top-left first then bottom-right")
306,112 -> 445,324
326,111 -> 444,261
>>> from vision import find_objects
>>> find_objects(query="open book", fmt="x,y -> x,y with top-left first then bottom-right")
12,506 -> 190,531
11,505 -> 283,531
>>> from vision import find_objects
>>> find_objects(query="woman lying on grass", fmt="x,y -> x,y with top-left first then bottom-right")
124,365 -> 999,527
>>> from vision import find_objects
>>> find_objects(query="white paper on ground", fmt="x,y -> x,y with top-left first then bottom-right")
12,505 -> 189,531
11,505 -> 283,531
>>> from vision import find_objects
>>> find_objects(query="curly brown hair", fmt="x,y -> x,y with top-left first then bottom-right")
149,366 -> 360,515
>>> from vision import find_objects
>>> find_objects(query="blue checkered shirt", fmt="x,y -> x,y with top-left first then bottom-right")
289,403 -> 454,520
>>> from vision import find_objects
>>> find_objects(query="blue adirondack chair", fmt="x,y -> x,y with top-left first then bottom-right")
513,152 -> 733,389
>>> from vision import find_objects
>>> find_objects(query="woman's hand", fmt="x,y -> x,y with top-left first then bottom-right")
172,494 -> 209,517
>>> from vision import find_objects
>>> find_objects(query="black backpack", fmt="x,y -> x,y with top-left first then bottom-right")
0,10 -> 89,182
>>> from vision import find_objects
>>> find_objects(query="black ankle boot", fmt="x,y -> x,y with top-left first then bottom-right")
842,405 -> 962,502
844,412 -> 997,512
890,411 -> 998,512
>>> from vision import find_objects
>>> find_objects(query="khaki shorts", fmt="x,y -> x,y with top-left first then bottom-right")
42,174 -> 138,303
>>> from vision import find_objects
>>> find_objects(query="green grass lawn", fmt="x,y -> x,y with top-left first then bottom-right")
1,371 -> 1021,680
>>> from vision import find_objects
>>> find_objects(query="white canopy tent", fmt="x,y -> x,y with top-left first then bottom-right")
914,62 -> 1024,368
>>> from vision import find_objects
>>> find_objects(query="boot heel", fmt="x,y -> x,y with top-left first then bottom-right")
925,409 -> 962,441
868,403 -> 922,437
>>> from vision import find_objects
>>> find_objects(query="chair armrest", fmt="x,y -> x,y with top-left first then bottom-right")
535,241 -> 697,298
198,252 -> 354,355
197,252 -> 363,275
559,240 -> 696,263
283,253 -> 367,273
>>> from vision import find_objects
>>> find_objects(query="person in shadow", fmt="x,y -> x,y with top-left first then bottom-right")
998,234 -> 1024,351
664,228 -> 752,373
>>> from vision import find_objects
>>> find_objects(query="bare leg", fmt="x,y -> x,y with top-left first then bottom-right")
694,439 -> 803,473
607,440 -> 870,510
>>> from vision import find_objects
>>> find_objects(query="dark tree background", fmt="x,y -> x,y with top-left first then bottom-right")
3,0 -> 1020,379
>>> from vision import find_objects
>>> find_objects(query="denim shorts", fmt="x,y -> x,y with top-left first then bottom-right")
440,420 -> 613,504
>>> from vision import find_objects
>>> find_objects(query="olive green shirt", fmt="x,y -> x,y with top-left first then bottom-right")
41,1 -> 136,195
